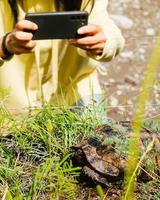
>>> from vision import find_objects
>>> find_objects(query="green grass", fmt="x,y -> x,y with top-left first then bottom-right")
0,103 -> 105,200
0,101 -> 159,200
0,83 -> 160,200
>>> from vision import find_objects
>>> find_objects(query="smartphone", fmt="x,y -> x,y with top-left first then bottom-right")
25,11 -> 88,40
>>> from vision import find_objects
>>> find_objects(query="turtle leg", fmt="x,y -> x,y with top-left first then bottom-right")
82,166 -> 112,187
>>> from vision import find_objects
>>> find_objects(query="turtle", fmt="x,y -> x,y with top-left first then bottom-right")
72,136 -> 126,187
72,120 -> 160,186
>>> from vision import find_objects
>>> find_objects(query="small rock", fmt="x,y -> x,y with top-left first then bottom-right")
110,14 -> 134,29
120,51 -> 134,59
117,84 -> 126,90
110,96 -> 119,107
108,79 -> 116,84
132,1 -> 141,9
145,28 -> 155,36
143,11 -> 149,16
117,90 -> 122,95
138,48 -> 146,54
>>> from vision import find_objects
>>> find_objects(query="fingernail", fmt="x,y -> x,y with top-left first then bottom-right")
77,28 -> 84,34
33,24 -> 38,29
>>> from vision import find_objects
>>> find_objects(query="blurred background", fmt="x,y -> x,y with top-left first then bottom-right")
100,0 -> 160,120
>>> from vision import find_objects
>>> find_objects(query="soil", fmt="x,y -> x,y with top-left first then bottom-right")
100,0 -> 160,121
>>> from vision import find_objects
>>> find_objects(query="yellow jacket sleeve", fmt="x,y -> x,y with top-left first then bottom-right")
0,1 -> 4,36
78,0 -> 125,62
0,0 -> 15,66
0,0 -> 14,33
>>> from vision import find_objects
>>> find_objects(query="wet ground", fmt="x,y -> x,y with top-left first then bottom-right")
100,0 -> 160,121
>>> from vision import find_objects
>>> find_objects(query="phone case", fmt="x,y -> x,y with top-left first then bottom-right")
25,11 -> 88,40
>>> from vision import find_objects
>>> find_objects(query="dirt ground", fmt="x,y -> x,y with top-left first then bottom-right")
100,0 -> 160,121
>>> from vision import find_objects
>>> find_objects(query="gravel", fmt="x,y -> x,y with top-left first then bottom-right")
100,0 -> 160,121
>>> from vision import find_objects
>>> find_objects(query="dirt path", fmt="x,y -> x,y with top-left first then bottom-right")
100,0 -> 160,120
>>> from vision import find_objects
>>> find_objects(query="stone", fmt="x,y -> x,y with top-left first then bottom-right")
110,14 -> 134,29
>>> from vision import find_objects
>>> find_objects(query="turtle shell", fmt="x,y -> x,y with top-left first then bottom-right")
73,137 -> 125,183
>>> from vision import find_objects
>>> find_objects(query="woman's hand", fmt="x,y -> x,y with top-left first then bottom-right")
69,24 -> 106,55
5,20 -> 38,55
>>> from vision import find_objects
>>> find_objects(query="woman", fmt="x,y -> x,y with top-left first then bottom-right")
0,0 -> 124,113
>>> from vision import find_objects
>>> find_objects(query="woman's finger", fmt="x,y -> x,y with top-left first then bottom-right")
70,33 -> 106,46
15,20 -> 38,31
86,43 -> 105,51
12,45 -> 35,54
6,33 -> 36,54
77,24 -> 102,35
13,31 -> 34,41
87,49 -> 103,55
19,40 -> 36,49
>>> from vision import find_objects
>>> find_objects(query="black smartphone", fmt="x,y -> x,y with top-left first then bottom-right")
25,11 -> 88,40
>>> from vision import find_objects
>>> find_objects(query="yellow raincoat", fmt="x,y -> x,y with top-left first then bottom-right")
0,0 -> 124,112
